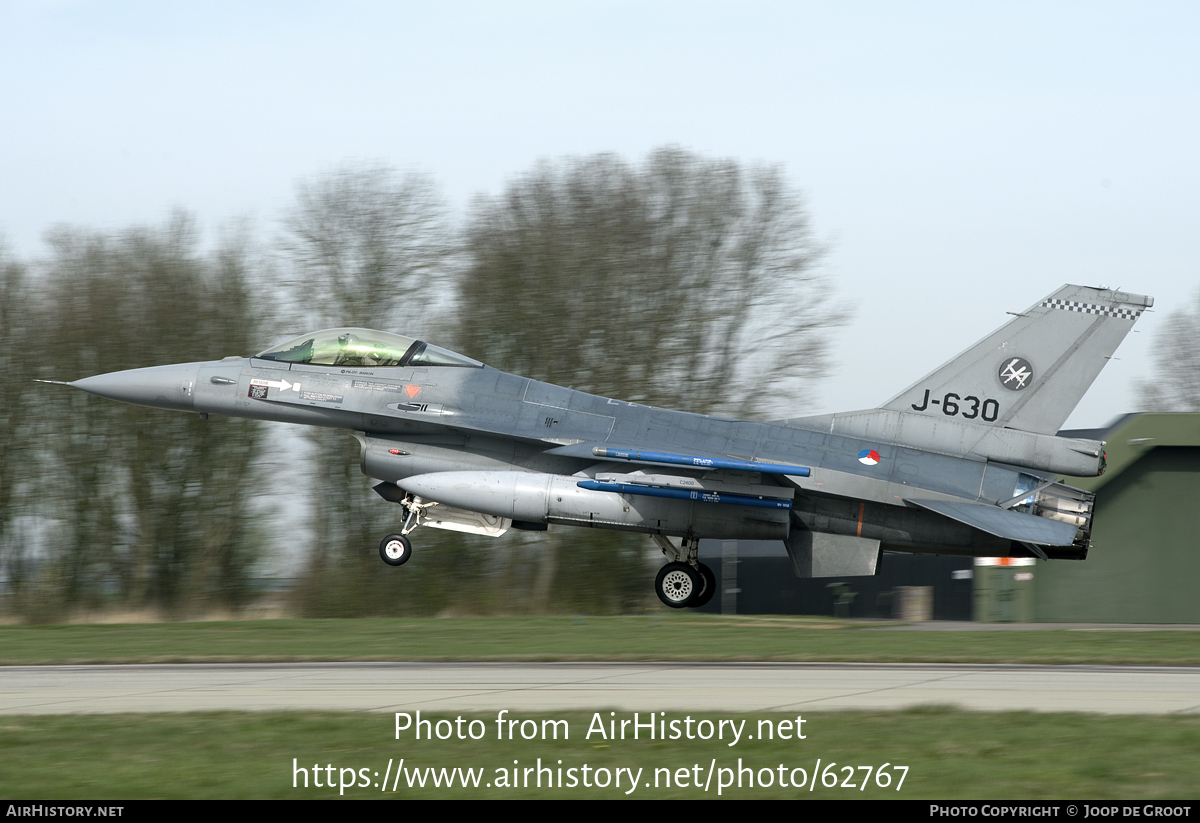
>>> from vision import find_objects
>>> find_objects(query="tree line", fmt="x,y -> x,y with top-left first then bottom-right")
0,146 -> 843,620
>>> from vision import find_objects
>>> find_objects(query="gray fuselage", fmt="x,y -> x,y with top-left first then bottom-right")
183,356 -> 1047,558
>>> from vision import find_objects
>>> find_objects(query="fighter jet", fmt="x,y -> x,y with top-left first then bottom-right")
53,284 -> 1152,608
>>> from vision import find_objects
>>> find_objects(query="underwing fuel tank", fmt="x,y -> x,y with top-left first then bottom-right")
395,471 -> 789,540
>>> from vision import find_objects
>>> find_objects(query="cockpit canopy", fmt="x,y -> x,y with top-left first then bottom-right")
255,328 -> 481,368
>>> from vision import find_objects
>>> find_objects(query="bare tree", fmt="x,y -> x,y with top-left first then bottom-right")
453,147 -> 845,612
0,240 -> 38,602
19,212 -> 270,619
280,163 -> 449,330
456,146 -> 844,419
278,163 -> 463,616
1140,287 -> 1200,412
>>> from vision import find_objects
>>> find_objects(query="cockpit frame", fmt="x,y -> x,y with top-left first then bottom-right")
256,328 -> 482,369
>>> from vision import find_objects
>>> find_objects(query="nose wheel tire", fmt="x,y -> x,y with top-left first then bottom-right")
379,534 -> 412,567
655,562 -> 700,608
690,562 -> 717,608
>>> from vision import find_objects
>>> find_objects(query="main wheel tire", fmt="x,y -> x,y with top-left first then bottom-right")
690,562 -> 717,608
379,533 -> 412,567
655,562 -> 700,609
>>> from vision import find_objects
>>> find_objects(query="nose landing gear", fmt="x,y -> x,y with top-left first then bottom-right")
379,533 -> 412,566
378,494 -> 427,567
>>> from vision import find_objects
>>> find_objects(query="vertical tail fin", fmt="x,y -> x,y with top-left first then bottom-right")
881,285 -> 1153,434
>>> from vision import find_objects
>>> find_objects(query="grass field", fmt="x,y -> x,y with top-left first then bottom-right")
4,618 -> 1198,800
1,708 -> 1197,799
1,616 -> 1199,665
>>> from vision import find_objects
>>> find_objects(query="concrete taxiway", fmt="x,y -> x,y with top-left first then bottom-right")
2,662 -> 1199,715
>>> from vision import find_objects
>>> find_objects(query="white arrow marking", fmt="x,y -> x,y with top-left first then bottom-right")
250,378 -> 301,391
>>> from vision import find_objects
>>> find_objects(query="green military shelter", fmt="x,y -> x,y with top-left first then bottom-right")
1031,413 -> 1200,623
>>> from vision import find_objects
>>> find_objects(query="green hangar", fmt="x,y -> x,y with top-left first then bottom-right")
1027,412 -> 1200,623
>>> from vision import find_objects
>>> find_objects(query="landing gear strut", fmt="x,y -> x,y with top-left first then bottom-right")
651,536 -> 716,609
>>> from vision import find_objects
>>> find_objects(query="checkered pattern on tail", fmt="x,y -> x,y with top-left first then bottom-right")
1041,298 -> 1143,320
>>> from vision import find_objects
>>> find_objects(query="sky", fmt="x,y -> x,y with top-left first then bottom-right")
2,1 -> 1197,428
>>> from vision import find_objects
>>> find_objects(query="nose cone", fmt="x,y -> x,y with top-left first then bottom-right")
71,363 -> 200,412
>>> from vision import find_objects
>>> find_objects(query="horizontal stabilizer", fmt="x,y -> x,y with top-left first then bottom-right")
906,498 -> 1079,546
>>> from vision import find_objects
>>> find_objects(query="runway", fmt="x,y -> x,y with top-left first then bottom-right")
2,662 -> 1199,715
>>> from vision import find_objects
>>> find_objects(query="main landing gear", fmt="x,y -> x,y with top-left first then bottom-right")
651,536 -> 716,609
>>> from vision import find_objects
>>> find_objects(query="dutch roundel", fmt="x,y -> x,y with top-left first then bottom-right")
858,448 -> 881,466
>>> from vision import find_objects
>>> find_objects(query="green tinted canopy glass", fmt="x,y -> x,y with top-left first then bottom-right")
256,329 -> 480,368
